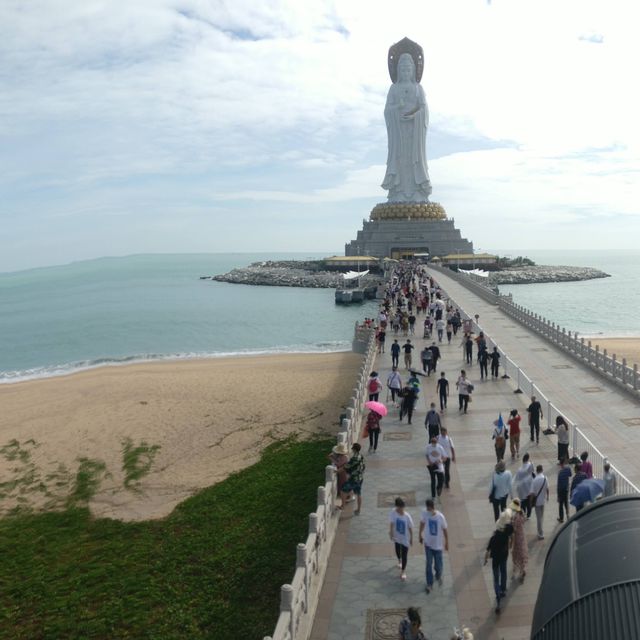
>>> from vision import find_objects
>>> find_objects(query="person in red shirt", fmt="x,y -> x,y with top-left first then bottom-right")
508,409 -> 521,460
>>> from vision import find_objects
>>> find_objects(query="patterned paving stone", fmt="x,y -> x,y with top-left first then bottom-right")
383,431 -> 412,441
377,491 -> 416,508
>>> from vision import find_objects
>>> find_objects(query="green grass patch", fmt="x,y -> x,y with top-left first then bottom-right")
0,436 -> 333,640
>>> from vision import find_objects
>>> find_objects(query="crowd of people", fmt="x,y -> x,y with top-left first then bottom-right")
333,263 -> 618,635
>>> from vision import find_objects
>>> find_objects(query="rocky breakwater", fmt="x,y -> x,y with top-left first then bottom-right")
489,265 -> 610,285
207,260 -> 365,288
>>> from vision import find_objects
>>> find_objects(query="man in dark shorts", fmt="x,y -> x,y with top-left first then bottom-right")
527,395 -> 543,444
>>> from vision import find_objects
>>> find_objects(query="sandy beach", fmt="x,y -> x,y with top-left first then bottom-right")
0,352 -> 361,521
589,337 -> 640,367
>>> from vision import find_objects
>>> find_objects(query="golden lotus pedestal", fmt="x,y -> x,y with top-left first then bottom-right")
370,201 -> 447,221
344,201 -> 473,259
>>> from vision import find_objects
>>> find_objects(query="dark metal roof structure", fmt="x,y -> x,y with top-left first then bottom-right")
531,495 -> 640,639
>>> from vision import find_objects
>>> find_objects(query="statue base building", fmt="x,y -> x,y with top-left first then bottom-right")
344,201 -> 473,260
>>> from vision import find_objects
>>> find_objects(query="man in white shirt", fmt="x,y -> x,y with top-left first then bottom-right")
436,427 -> 455,489
530,465 -> 549,540
419,499 -> 448,594
425,437 -> 447,499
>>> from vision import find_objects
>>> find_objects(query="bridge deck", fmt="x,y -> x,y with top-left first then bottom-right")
310,269 -> 640,640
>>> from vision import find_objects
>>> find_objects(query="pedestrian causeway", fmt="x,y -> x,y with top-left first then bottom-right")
312,292 -> 567,639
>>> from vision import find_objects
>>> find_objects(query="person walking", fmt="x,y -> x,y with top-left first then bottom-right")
463,333 -> 474,365
490,346 -> 501,379
365,409 -> 382,453
489,460 -> 513,521
527,396 -> 543,444
478,347 -> 488,380
557,457 -> 572,523
436,371 -> 449,412
428,342 -> 441,375
514,453 -> 534,519
456,370 -> 472,414
509,499 -> 528,582
389,497 -> 414,581
391,339 -> 401,368
403,340 -> 414,369
507,409 -> 521,459
419,498 -> 448,594
484,510 -> 514,613
425,403 -> 442,440
436,317 -> 445,343
603,463 -> 617,497
377,329 -> 386,354
437,427 -> 455,489
368,371 -> 382,401
555,416 -> 570,463
420,346 -> 433,375
446,320 -> 453,344
387,367 -> 403,405
399,384 -> 418,425
425,437 -> 447,499
492,415 -> 509,463
340,443 -> 366,515
530,465 -> 549,540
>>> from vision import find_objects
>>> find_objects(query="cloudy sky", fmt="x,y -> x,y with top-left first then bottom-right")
2,0 -> 640,271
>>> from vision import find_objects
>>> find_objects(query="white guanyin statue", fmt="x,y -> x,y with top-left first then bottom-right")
381,47 -> 432,203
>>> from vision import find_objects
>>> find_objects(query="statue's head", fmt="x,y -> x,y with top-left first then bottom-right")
397,53 -> 416,83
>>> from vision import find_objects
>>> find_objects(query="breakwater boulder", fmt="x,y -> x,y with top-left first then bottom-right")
207,261 -> 375,288
489,265 -> 610,285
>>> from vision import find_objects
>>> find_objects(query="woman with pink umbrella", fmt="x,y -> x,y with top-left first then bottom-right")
364,400 -> 387,453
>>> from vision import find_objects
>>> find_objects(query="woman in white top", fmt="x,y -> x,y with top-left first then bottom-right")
514,453 -> 534,518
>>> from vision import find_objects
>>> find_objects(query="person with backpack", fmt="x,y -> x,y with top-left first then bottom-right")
428,342 -> 441,375
420,346 -> 433,374
368,371 -> 382,401
492,415 -> 509,462
478,347 -> 488,380
403,340 -> 414,369
341,443 -> 366,515
366,409 -> 382,453
485,510 -> 514,613
399,385 -> 418,425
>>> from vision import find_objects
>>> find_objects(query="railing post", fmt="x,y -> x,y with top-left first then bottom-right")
297,543 -> 309,613
547,399 -> 551,429
623,358 -> 627,385
634,364 -> 638,391
571,423 -> 578,457
603,349 -> 608,374
515,368 -> 523,394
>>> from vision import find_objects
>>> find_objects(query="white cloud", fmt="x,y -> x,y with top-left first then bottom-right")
2,0 -> 640,270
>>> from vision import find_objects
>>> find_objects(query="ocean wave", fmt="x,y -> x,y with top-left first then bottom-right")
0,342 -> 352,384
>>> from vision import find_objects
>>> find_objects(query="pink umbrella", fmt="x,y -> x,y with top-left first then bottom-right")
365,400 -> 388,417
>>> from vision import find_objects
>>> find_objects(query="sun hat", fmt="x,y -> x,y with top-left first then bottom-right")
496,508 -> 513,531
509,498 -> 522,512
495,460 -> 506,473
332,443 -> 349,455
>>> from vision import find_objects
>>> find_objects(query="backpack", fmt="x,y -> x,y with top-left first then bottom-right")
369,378 -> 379,393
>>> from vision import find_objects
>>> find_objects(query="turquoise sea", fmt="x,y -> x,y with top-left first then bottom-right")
0,253 -> 378,383
1,250 -> 639,384
492,249 -> 640,338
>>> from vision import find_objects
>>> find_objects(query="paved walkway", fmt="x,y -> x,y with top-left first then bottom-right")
310,270 -> 640,640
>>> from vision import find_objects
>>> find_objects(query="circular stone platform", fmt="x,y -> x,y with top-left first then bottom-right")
370,202 -> 447,221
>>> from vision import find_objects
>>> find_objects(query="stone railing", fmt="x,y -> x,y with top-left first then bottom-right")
432,279 -> 639,497
264,326 -> 378,640
432,264 -> 640,400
